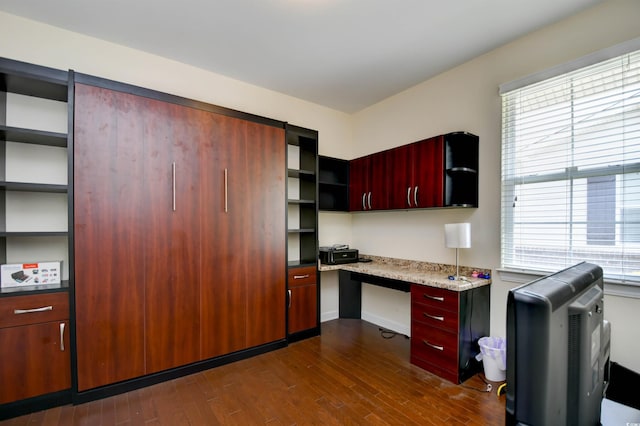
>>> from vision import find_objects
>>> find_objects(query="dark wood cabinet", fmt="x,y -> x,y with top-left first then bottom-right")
287,266 -> 318,335
142,97 -> 203,374
388,137 -> 444,209
349,132 -> 477,212
74,84 -> 146,391
0,292 -> 70,404
349,151 -> 388,211
75,78 -> 287,391
201,115 -> 286,357
410,284 -> 489,383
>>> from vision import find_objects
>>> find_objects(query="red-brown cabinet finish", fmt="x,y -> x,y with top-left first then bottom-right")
75,81 -> 287,392
142,96 -> 202,374
410,284 -> 490,384
350,132 -> 477,212
0,293 -> 70,404
200,115 -> 286,358
287,266 -> 318,334
74,84 -> 147,391
349,152 -> 388,211
383,136 -> 445,210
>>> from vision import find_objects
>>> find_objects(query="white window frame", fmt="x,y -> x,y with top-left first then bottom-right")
499,37 -> 640,297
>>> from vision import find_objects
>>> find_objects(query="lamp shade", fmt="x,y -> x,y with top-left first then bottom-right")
445,223 -> 471,249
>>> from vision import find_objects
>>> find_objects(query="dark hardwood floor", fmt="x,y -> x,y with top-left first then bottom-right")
2,319 -> 506,425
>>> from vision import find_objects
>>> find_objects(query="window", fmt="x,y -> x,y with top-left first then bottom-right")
500,44 -> 640,284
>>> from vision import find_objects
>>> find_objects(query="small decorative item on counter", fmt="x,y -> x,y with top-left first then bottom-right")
477,272 -> 491,279
472,270 -> 479,278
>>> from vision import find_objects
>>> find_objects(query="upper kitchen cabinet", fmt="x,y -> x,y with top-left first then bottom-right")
387,136 -> 444,210
349,151 -> 388,211
349,131 -> 478,212
0,58 -> 71,292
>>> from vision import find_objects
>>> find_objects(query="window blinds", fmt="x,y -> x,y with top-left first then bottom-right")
500,49 -> 640,283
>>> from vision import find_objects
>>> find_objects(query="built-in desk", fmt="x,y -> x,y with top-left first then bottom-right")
319,255 -> 491,384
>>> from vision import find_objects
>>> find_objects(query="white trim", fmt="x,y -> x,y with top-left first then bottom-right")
497,268 -> 640,299
499,36 -> 640,94
321,310 -> 339,322
361,312 -> 411,337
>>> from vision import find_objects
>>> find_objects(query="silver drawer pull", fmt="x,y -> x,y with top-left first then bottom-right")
423,294 -> 444,302
293,274 -> 310,279
172,162 -> 176,212
224,168 -> 228,213
14,306 -> 53,314
423,340 -> 444,351
60,322 -> 65,351
423,312 -> 444,322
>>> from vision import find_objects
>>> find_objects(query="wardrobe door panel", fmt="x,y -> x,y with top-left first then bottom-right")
242,122 -> 286,348
200,113 -> 246,359
143,99 -> 202,373
200,117 -> 285,357
74,84 -> 146,391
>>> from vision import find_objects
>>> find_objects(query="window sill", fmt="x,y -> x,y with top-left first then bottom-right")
497,268 -> 640,299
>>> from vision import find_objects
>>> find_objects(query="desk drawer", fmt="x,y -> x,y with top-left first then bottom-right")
288,266 -> 317,288
411,285 -> 458,313
411,321 -> 458,372
411,302 -> 459,333
0,292 -> 69,328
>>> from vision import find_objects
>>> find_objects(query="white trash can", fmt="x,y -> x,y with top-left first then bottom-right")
478,336 -> 506,381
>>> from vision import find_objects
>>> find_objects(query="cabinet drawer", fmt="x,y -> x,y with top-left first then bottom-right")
411,284 -> 458,313
0,292 -> 69,328
411,321 -> 458,372
411,302 -> 459,333
288,266 -> 317,288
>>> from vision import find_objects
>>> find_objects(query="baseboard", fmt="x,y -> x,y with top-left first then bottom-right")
321,310 -> 339,322
361,312 -> 410,337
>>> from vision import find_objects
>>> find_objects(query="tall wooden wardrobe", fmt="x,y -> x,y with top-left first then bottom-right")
73,76 -> 286,394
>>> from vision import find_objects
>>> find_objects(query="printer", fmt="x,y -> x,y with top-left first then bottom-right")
319,244 -> 359,265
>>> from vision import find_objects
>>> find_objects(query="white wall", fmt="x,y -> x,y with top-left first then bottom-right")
347,0 -> 640,372
0,12 -> 352,153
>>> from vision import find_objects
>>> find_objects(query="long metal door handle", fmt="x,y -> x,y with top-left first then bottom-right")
172,162 -> 176,212
423,312 -> 444,322
367,192 -> 372,209
407,187 -> 412,207
14,306 -> 53,314
423,340 -> 444,351
293,274 -> 309,279
362,192 -> 366,210
423,294 -> 445,302
287,290 -> 292,308
414,186 -> 418,206
224,168 -> 228,213
59,322 -> 65,351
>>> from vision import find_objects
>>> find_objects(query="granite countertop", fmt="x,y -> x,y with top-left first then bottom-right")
318,254 -> 491,292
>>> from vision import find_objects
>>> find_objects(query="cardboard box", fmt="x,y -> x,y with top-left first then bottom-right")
1,262 -> 62,288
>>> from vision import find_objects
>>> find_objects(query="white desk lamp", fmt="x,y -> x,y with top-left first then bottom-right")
445,223 -> 471,280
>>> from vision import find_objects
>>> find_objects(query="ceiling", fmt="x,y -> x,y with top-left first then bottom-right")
0,0 -> 604,113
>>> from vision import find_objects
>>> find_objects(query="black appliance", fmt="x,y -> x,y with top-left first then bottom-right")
319,245 -> 359,265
